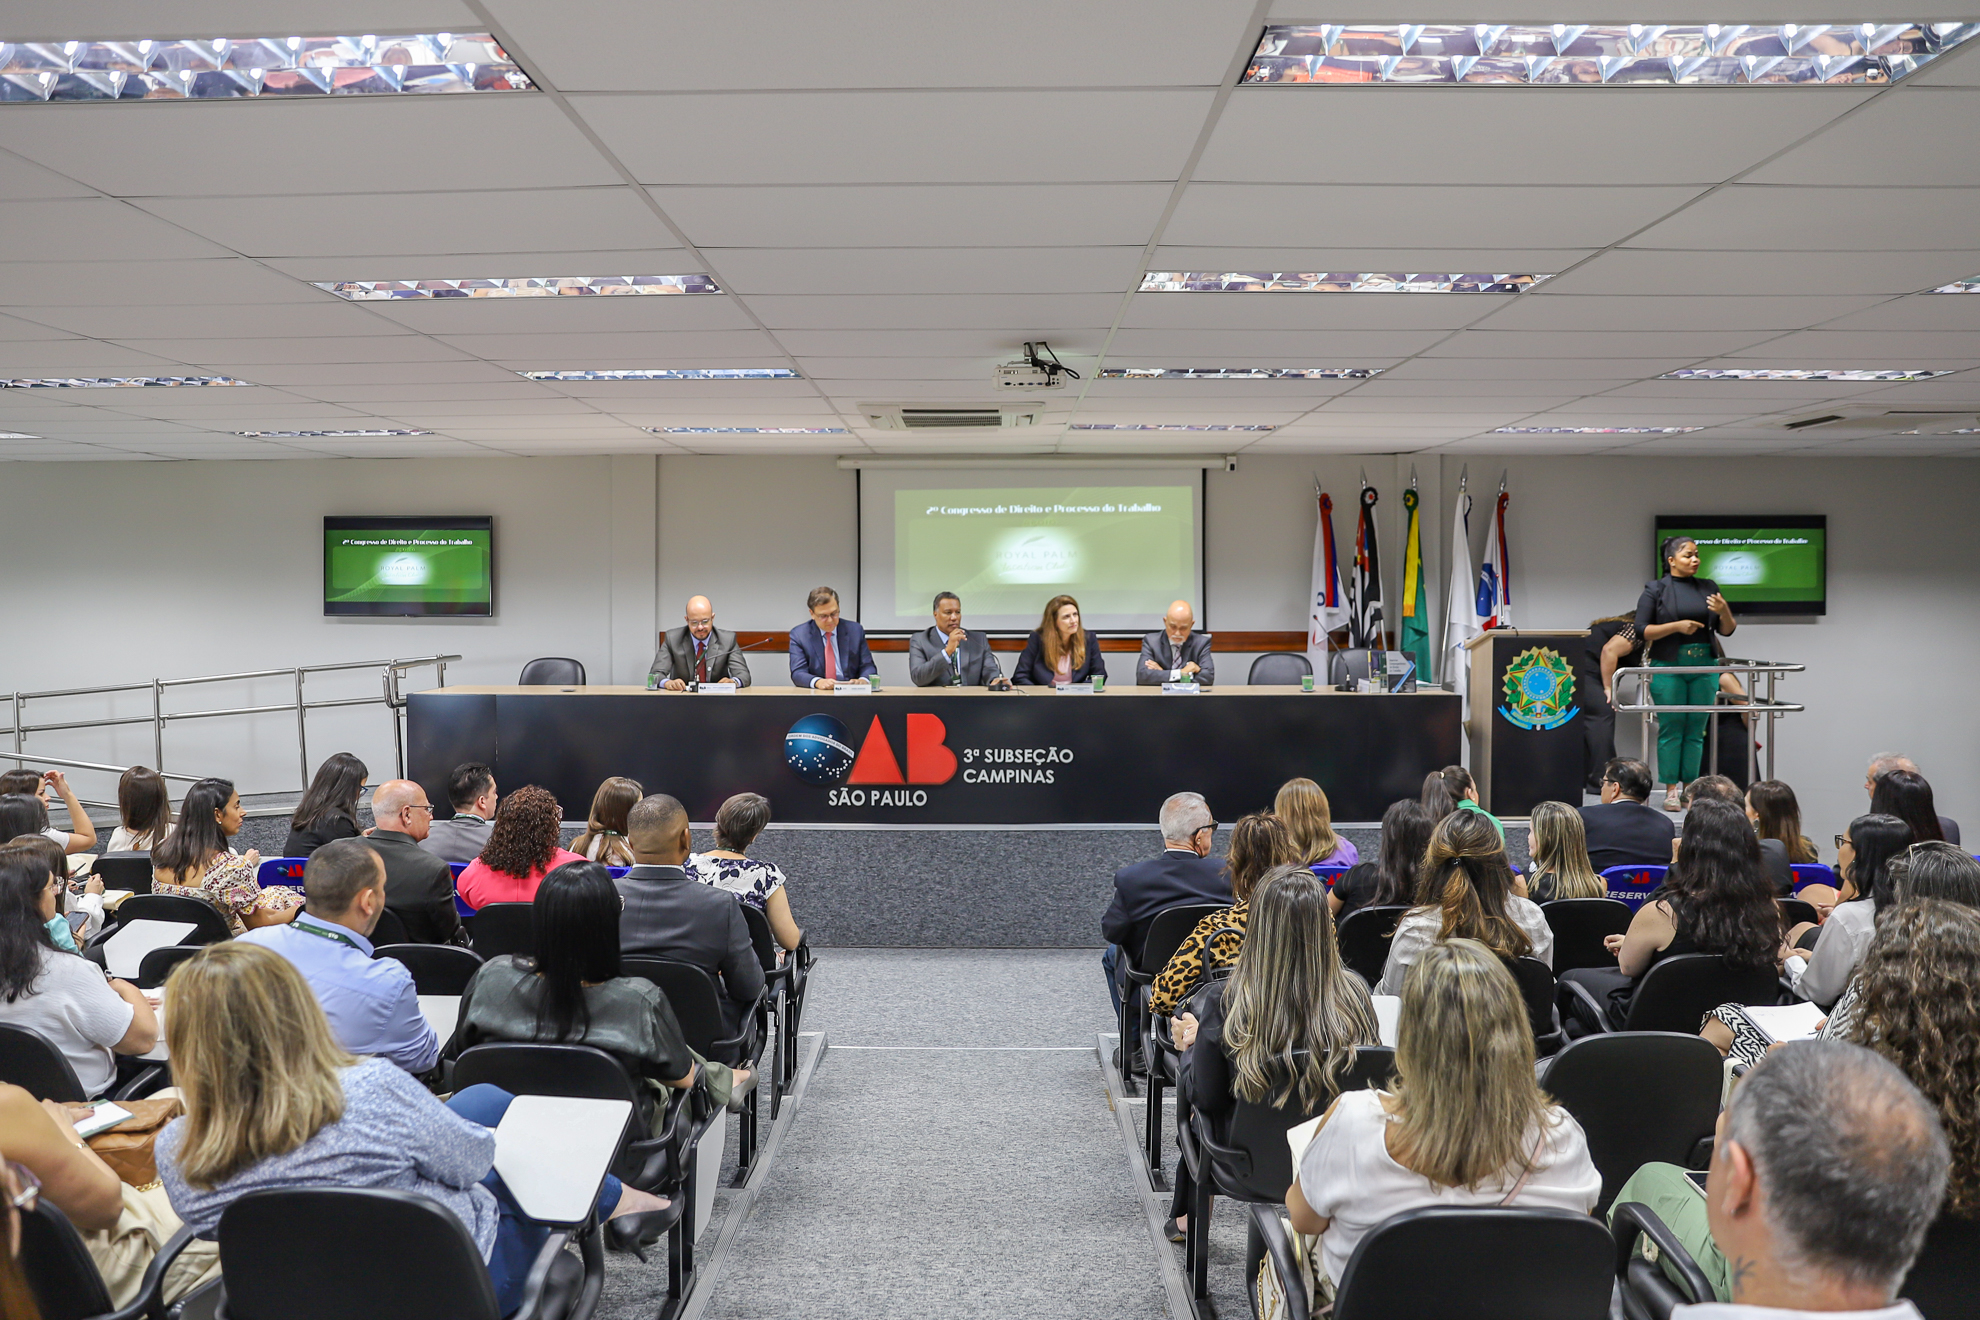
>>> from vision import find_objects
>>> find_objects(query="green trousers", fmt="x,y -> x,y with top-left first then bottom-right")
1650,642 -> 1717,785
1609,1162 -> 1732,1301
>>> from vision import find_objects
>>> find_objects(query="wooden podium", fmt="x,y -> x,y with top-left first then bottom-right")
1463,629 -> 1589,818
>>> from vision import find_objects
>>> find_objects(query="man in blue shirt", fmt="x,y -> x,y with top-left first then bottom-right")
241,837 -> 439,1074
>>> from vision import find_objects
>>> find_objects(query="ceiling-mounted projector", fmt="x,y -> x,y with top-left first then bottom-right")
996,341 -> 1079,391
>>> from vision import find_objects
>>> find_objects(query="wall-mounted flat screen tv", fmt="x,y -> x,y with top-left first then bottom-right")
324,516 -> 493,616
1652,515 -> 1825,616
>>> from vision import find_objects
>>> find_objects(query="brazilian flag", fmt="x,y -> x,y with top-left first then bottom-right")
1400,488 -> 1434,683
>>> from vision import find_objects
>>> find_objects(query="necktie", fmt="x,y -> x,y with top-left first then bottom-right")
695,639 -> 707,685
823,631 -> 838,682
950,636 -> 962,684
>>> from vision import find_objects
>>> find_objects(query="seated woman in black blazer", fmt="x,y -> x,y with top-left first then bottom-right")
1011,594 -> 1109,687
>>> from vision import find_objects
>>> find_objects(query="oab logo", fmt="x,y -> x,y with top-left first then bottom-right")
783,713 -> 958,788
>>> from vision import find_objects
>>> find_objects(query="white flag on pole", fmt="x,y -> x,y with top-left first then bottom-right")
1444,485 -> 1481,718
1308,487 -> 1350,670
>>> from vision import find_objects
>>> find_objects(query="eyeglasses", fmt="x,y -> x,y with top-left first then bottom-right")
1195,821 -> 1218,837
4,1161 -> 40,1214
404,803 -> 435,815
1835,834 -> 1850,850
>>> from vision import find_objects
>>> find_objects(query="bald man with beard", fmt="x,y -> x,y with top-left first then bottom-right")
362,779 -> 462,945
650,596 -> 752,690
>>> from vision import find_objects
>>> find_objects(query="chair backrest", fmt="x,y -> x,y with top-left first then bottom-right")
1541,1031 -> 1724,1211
1790,862 -> 1839,893
137,943 -> 204,989
18,1198 -> 116,1320
1220,1046 -> 1396,1201
452,1041 -> 644,1107
1336,904 -> 1410,987
466,902 -> 534,958
621,957 -> 728,1057
1622,953 -> 1781,1033
255,857 -> 308,889
1331,1206 -> 1614,1320
1778,897 -> 1819,929
90,852 -> 153,894
217,1187 -> 501,1320
1540,898 -> 1634,973
112,892 -> 233,945
1599,864 -> 1669,911
1247,652 -> 1313,686
1501,956 -> 1557,1044
1136,903 -> 1228,975
1901,1210 -> 1980,1318
0,1024 -> 87,1102
369,905 -> 409,947
741,903 -> 779,972
1325,648 -> 1373,686
374,942 -> 484,995
518,656 -> 585,686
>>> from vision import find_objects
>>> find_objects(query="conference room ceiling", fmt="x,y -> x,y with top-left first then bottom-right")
3,0 -> 1979,461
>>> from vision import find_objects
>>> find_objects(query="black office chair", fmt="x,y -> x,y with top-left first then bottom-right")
18,1195 -> 199,1320
136,943 -> 203,989
1562,953 -> 1781,1037
1503,955 -> 1563,1055
89,852 -> 153,894
1144,924 -> 1240,1180
1541,1032 -> 1724,1212
740,903 -> 813,1120
370,906 -> 410,947
1612,1202 -> 1718,1320
1336,904 -> 1409,988
1541,898 -> 1633,973
1118,903 -> 1226,1096
621,957 -> 766,1182
0,1023 -> 161,1103
518,657 -> 586,686
1901,1211 -> 1980,1319
1246,653 -> 1312,686
1325,648 -> 1378,688
216,1187 -> 593,1320
375,942 -> 484,995
467,902 -> 535,959
1778,897 -> 1819,929
103,893 -> 232,946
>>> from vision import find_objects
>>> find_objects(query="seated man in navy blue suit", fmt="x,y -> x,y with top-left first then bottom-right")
789,585 -> 879,689
1100,792 -> 1228,1067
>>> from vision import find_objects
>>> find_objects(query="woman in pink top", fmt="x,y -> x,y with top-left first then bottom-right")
456,786 -> 584,911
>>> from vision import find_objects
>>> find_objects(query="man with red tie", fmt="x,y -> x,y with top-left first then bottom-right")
788,586 -> 878,690
650,595 -> 752,690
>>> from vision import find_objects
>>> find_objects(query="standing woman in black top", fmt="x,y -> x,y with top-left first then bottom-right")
1635,538 -> 1736,813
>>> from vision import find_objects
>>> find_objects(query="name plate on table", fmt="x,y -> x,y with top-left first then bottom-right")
1053,682 -> 1103,694
831,683 -> 876,695
1160,682 -> 1202,694
696,683 -> 739,695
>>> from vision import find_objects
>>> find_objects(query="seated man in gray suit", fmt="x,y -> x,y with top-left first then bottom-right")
1137,600 -> 1215,686
908,591 -> 1012,689
650,595 -> 752,690
616,793 -> 764,1034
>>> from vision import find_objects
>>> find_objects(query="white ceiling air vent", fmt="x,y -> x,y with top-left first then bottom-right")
1778,410 -> 1980,435
859,403 -> 1042,430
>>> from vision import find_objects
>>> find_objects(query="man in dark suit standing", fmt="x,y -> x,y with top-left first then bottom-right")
1100,791 -> 1228,1061
650,595 -> 752,689
908,591 -> 1010,688
616,793 -> 764,1034
1579,758 -> 1678,873
788,585 -> 878,689
1136,600 -> 1215,686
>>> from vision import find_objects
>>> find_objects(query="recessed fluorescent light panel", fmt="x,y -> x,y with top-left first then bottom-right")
0,432 -> 38,439
1141,272 -> 1550,293
315,276 -> 720,300
644,427 -> 846,434
1098,367 -> 1382,379
1496,426 -> 1703,434
1243,23 -> 1980,85
0,376 -> 249,388
1929,277 -> 1980,293
521,369 -> 801,381
1070,424 -> 1277,431
1661,368 -> 1957,381
1899,427 -> 1980,434
235,429 -> 430,437
0,34 -> 528,102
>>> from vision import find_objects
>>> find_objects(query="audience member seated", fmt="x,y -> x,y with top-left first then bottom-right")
108,765 -> 172,853
1011,594 -> 1108,688
361,779 -> 461,945
13,834 -> 103,946
1100,792 -> 1229,1025
1780,813 -> 1911,1009
1287,939 -> 1600,1297
618,794 -> 764,1035
1611,1039 -> 1947,1318
1867,752 -> 1960,844
1682,775 -> 1744,809
154,943 -> 679,1312
420,762 -> 499,866
1579,757 -> 1678,872
687,792 -> 804,952
572,777 -> 642,867
1419,764 -> 1502,837
282,751 -> 368,858
239,838 -> 437,1074
1871,768 -> 1948,848
1276,777 -> 1358,868
1376,810 -> 1552,995
457,786 -> 583,912
0,768 -> 96,857
1330,800 -> 1433,920
1745,779 -> 1816,894
0,841 -> 156,1097
1164,865 -> 1378,1240
0,795 -> 49,853
1148,813 -> 1290,1018
454,860 -> 749,1118
153,777 -> 300,934
1524,801 -> 1606,904
1559,799 -> 1780,1033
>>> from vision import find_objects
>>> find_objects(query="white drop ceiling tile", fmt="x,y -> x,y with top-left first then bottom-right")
1747,89 -> 1980,185
1626,185 -> 1980,252
256,250 -> 694,281
111,336 -> 473,366
289,383 -> 559,403
530,379 -> 819,401
364,296 -> 755,335
1105,328 -> 1436,356
1904,39 -> 1980,84
446,330 -> 782,361
1310,401 -> 1540,422
599,404 -> 843,421
1724,330 -> 1980,358
238,362 -> 526,386
133,189 -> 677,258
383,399 -> 614,419
1434,435 -> 1634,454
0,199 -> 231,262
0,258 -> 319,307
1483,294 -> 1893,333
1164,184 -> 1706,249
635,435 -> 849,454
1818,294 -> 1980,332
1073,379 -> 1365,399
0,98 -> 621,197
1422,330 -> 1775,358
775,329 -> 1105,357
1600,380 -> 1902,401
1241,435 -> 1446,452
1345,379 -> 1612,399
0,0 -> 482,39
21,300 -> 397,339
489,0 -> 1254,91
1834,375 -> 1980,402
0,343 -> 189,371
1537,248 -> 1979,297
647,184 -> 1173,248
1120,294 -> 1494,331
305,443 -> 510,458
1148,246 -> 1594,272
792,358 -> 1002,381
1068,409 -> 1306,424
577,89 -> 1215,185
25,415 -> 217,434
747,293 -> 1118,332
705,246 -> 1146,297
819,380 -> 1040,398
92,401 -> 370,420
1377,357 -> 1690,381
0,314 -> 82,340
0,150 -> 96,199
1198,88 -> 1870,186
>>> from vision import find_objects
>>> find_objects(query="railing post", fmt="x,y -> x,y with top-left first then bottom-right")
151,679 -> 164,774
295,668 -> 309,790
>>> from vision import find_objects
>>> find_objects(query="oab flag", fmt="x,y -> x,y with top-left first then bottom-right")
1347,485 -> 1384,650
1400,487 -> 1433,683
1477,487 -> 1512,629
1307,488 -> 1349,666
1444,487 -> 1482,716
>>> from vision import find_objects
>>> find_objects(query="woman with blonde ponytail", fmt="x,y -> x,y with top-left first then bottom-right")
1374,809 -> 1553,994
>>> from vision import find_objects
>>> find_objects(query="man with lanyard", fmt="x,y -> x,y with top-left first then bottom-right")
240,837 -> 439,1074
420,762 -> 497,866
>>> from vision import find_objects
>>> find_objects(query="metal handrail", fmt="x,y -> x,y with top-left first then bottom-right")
1611,658 -> 1805,784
